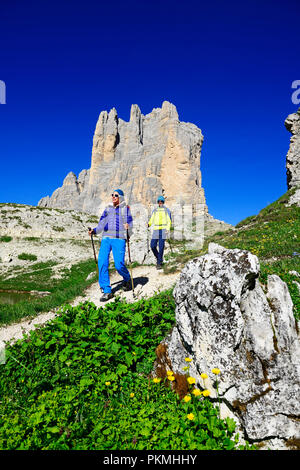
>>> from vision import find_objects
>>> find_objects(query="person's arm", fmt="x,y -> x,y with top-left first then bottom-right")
148,210 -> 155,227
166,208 -> 172,231
166,208 -> 172,222
93,208 -> 108,235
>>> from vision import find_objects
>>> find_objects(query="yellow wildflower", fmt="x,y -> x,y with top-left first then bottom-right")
166,370 -> 174,376
187,376 -> 196,385
167,375 -> 175,381
130,393 -> 134,398
105,381 -> 111,386
153,378 -> 161,383
183,395 -> 191,403
192,388 -> 201,396
200,373 -> 208,379
212,368 -> 220,375
203,389 -> 210,397
185,357 -> 192,362
187,413 -> 195,421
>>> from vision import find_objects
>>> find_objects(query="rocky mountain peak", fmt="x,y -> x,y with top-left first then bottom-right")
38,101 -> 208,216
285,107 -> 300,205
285,107 -> 300,134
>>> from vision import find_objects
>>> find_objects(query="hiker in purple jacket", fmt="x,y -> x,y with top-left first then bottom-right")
88,189 -> 133,302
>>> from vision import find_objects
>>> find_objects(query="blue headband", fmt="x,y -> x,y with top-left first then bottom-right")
114,189 -> 124,197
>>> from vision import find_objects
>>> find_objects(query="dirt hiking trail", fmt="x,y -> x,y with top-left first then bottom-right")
0,265 -> 179,347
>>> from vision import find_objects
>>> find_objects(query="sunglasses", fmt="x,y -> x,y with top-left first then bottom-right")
112,193 -> 120,198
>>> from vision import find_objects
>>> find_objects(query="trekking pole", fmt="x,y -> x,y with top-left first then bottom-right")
88,227 -> 99,276
146,225 -> 150,254
168,237 -> 173,255
126,229 -> 135,295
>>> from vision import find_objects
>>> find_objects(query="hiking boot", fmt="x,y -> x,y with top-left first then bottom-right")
122,280 -> 132,291
100,292 -> 114,302
156,264 -> 163,270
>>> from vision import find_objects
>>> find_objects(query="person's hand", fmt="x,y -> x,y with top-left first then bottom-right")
88,229 -> 93,236
123,223 -> 129,230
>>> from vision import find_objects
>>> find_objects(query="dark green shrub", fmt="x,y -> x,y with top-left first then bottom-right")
0,236 -> 12,242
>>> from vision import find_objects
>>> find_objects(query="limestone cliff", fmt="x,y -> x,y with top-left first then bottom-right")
38,101 -> 207,215
285,107 -> 300,206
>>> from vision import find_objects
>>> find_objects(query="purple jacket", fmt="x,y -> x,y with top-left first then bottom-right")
93,201 -> 133,239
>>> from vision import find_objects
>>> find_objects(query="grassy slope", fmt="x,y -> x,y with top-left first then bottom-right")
0,189 -> 298,450
0,259 -> 98,325
0,202 -> 101,325
165,187 -> 300,319
0,290 -> 248,450
1,187 -> 299,325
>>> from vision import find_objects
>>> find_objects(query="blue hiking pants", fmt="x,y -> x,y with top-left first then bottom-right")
150,229 -> 166,265
98,237 -> 131,293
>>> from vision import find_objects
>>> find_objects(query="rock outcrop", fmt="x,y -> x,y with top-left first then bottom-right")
39,101 -> 207,214
285,107 -> 300,206
155,243 -> 300,449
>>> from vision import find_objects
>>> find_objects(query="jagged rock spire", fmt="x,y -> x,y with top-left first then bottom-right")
38,101 -> 208,215
285,107 -> 300,190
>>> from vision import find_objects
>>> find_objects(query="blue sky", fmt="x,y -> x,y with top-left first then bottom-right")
0,0 -> 299,226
